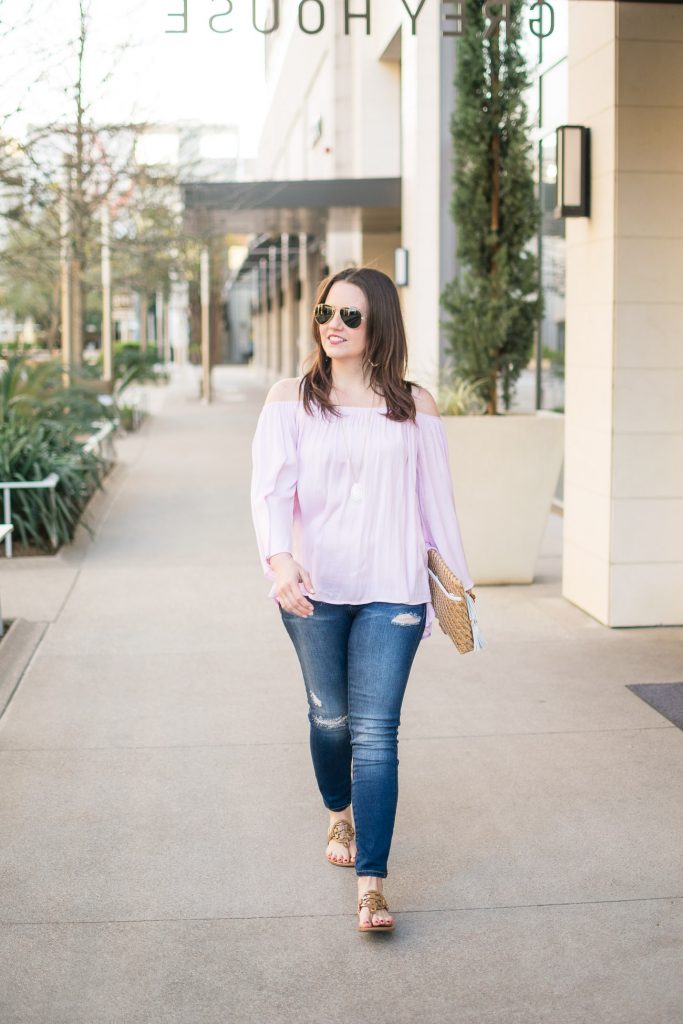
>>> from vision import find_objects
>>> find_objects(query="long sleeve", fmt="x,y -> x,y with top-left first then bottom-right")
416,413 -> 474,592
250,402 -> 299,581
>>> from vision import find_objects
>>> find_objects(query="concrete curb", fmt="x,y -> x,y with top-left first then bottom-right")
0,618 -> 47,720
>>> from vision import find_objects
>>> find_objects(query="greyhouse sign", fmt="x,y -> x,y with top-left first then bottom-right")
165,0 -> 556,38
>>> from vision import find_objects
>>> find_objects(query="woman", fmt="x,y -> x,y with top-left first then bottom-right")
250,266 -> 475,934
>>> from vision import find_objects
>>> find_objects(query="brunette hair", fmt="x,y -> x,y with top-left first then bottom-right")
298,266 -> 420,423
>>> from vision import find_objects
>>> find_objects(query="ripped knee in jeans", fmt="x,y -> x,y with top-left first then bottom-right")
391,611 -> 422,626
311,712 -> 349,729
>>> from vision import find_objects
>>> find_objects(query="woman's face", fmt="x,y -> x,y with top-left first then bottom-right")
318,281 -> 369,364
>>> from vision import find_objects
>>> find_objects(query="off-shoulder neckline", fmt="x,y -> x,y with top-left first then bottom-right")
263,400 -> 439,418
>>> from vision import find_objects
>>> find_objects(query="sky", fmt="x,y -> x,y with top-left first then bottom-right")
1,0 -> 566,165
1,0 -> 268,158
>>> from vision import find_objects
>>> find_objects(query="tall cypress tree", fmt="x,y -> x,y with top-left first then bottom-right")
441,0 -> 542,415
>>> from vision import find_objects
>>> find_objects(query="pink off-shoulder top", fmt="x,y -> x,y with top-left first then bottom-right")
249,395 -> 474,641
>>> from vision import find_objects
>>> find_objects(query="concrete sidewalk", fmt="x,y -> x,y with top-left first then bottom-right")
0,364 -> 681,1024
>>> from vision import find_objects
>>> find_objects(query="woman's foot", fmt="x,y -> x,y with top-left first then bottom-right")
357,876 -> 394,929
326,806 -> 357,865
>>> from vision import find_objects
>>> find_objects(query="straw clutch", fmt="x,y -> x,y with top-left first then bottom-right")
426,547 -> 485,654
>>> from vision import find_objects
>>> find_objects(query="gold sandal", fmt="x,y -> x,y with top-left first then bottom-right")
326,819 -> 356,867
357,889 -> 394,932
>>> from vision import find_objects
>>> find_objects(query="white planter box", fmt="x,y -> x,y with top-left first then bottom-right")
441,412 -> 564,584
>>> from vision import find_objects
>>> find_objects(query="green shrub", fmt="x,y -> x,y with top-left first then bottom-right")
437,376 -> 489,415
440,0 -> 542,414
0,354 -> 115,431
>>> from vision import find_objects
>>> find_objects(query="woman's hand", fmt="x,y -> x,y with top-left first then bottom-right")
269,553 -> 316,616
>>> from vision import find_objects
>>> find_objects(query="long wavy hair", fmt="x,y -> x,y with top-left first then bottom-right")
298,266 -> 421,423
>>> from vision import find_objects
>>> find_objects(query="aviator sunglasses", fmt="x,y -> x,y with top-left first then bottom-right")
314,303 -> 366,329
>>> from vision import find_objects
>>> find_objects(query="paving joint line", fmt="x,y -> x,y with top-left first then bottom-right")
2,894 -> 681,928
0,724 -> 674,754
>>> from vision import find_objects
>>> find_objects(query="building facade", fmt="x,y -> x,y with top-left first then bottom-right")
184,1 -> 683,629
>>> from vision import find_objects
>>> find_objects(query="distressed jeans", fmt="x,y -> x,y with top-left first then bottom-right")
279,598 -> 427,878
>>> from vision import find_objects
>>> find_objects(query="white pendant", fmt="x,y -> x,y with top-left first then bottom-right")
350,482 -> 363,502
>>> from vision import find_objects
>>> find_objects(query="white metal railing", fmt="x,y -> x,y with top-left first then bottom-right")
0,474 -> 59,558
81,418 -> 118,465
0,523 -> 13,634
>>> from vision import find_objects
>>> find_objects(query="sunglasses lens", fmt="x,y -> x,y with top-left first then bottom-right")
314,304 -> 334,324
341,308 -> 362,328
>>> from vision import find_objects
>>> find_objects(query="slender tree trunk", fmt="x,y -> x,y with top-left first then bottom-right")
488,25 -> 501,415
139,292 -> 148,353
71,254 -> 83,371
189,283 -> 201,361
69,0 -> 88,370
47,277 -> 61,354
488,374 -> 497,415
210,283 -> 222,366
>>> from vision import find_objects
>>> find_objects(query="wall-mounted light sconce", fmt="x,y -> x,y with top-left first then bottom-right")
554,125 -> 591,218
394,247 -> 409,287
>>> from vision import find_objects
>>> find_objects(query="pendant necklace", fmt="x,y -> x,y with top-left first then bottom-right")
336,390 -> 379,503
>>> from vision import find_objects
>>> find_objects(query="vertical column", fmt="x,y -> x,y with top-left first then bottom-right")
200,246 -> 211,402
60,157 -> 72,388
268,245 -> 280,377
288,233 -> 301,376
168,276 -> 189,365
280,233 -> 294,376
563,0 -> 683,626
259,257 -> 270,375
325,207 -> 363,271
249,267 -> 261,371
155,290 -> 164,357
297,233 -> 310,373
299,234 -> 322,369
162,293 -> 170,365
563,1 -> 617,624
400,0 -> 442,388
100,203 -> 113,386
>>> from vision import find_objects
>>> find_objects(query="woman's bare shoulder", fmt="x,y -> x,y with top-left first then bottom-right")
265,377 -> 303,405
410,384 -> 440,417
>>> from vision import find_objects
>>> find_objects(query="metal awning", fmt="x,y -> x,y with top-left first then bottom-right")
181,177 -> 401,235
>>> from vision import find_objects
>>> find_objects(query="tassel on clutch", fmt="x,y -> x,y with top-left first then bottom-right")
426,547 -> 486,654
